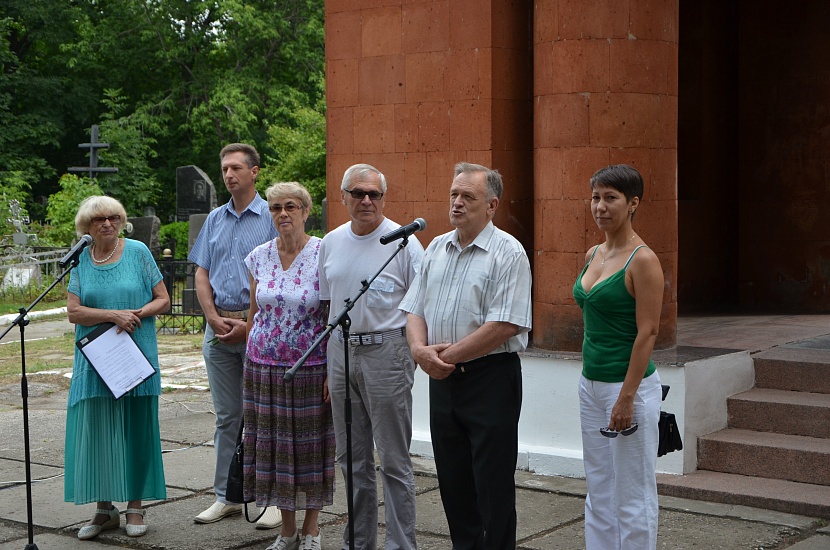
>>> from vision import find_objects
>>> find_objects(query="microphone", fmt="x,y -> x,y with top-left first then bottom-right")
59,234 -> 94,268
380,218 -> 427,245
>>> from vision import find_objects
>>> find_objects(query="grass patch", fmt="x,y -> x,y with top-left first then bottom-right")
0,283 -> 68,315
0,332 -> 75,379
0,321 -> 205,384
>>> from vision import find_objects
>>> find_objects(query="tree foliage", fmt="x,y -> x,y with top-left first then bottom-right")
2,0 -> 326,234
45,174 -> 103,245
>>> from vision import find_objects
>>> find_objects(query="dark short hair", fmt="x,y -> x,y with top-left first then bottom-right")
453,162 -> 503,200
219,143 -> 260,169
590,164 -> 644,202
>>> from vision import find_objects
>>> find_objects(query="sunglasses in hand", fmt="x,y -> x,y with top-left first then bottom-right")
599,423 -> 639,438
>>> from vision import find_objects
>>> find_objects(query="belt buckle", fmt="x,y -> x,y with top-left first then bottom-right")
350,332 -> 381,346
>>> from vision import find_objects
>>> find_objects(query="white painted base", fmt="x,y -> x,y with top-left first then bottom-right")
410,350 -> 755,477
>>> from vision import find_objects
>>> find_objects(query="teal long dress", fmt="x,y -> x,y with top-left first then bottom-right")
64,238 -> 167,504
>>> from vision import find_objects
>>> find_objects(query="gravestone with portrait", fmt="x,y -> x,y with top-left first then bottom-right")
176,165 -> 216,221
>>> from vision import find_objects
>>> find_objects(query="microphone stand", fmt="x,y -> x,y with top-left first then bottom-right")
0,256 -> 82,550
285,235 -> 413,550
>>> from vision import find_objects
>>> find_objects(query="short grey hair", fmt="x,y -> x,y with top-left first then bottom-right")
74,196 -> 128,237
454,162 -> 503,200
264,182 -> 312,210
341,163 -> 387,193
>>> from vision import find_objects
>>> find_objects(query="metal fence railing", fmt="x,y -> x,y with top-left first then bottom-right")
0,254 -> 207,335
0,248 -> 69,303
157,259 -> 205,334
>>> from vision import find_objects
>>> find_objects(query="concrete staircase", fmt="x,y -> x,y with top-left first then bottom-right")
658,346 -> 830,518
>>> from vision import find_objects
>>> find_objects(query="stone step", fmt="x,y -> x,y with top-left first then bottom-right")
728,388 -> 830,438
658,470 -> 830,519
698,428 -> 830,486
753,348 -> 830,394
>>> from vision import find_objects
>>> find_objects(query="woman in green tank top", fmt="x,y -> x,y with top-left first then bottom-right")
573,165 -> 664,550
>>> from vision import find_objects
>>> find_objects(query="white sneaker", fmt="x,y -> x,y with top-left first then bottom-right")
256,506 -> 283,529
193,501 -> 242,524
266,530 -> 300,550
300,531 -> 322,550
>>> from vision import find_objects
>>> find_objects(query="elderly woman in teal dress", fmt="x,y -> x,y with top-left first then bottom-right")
65,196 -> 170,540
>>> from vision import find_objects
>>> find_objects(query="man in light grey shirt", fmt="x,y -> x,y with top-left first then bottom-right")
400,162 -> 532,549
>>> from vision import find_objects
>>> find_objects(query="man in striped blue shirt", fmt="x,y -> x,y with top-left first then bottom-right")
400,162 -> 532,549
189,143 -> 279,527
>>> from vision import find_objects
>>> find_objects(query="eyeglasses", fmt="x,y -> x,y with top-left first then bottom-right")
90,215 -> 121,226
599,423 -> 638,438
345,189 -> 384,201
269,203 -> 301,213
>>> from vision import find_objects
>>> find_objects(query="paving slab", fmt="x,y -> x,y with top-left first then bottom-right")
0,472 -> 190,530
0,522 -> 27,545
161,443 -> 216,492
517,487 -> 585,541
658,494 -> 821,530
0,459 -> 62,487
788,533 -> 830,550
0,408 -> 66,465
0,532 -> 133,549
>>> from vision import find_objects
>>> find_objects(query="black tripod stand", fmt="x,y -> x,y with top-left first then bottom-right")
285,235 -> 413,550
0,254 -> 82,550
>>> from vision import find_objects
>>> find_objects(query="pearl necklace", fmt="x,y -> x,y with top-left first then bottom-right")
599,234 -> 636,269
91,239 -> 120,264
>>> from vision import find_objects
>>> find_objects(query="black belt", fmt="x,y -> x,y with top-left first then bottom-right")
338,327 -> 406,346
452,352 -> 517,375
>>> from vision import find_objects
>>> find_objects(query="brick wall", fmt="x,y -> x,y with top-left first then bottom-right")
326,0 -> 679,350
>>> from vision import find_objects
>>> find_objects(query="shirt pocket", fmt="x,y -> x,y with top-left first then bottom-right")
458,270 -> 494,320
367,276 -> 396,309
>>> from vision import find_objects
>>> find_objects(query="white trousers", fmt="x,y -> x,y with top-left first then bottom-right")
579,373 -> 662,550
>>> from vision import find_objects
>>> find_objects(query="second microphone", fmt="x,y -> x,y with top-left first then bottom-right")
379,218 -> 427,245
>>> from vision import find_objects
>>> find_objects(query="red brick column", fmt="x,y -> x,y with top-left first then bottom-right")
325,0 -> 534,249
533,1 -> 679,351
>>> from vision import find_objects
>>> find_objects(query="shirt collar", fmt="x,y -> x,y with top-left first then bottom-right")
225,194 -> 266,218
446,221 -> 496,253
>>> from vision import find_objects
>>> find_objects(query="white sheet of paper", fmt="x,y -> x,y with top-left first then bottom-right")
77,323 -> 155,399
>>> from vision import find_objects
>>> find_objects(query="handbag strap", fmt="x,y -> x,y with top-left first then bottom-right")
243,503 -> 266,523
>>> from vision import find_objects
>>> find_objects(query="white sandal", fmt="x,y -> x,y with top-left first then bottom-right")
124,507 -> 148,537
77,506 -> 120,540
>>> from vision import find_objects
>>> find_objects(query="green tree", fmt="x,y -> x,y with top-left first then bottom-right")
5,0 -> 326,227
259,90 -> 326,226
0,1 -> 101,216
46,174 -> 102,245
97,89 -> 161,216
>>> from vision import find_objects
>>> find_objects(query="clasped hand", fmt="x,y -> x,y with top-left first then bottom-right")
210,317 -> 246,345
113,309 -> 142,334
412,343 -> 455,380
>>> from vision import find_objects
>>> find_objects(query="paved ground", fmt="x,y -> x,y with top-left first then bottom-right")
0,312 -> 828,548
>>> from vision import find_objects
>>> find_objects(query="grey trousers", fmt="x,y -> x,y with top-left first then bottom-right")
327,334 -> 417,550
203,325 -> 246,504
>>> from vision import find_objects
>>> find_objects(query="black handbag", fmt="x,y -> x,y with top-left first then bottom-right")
226,424 -> 266,522
657,385 -> 683,457
658,411 -> 683,457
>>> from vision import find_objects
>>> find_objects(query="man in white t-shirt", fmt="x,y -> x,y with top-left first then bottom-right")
318,164 -> 423,550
